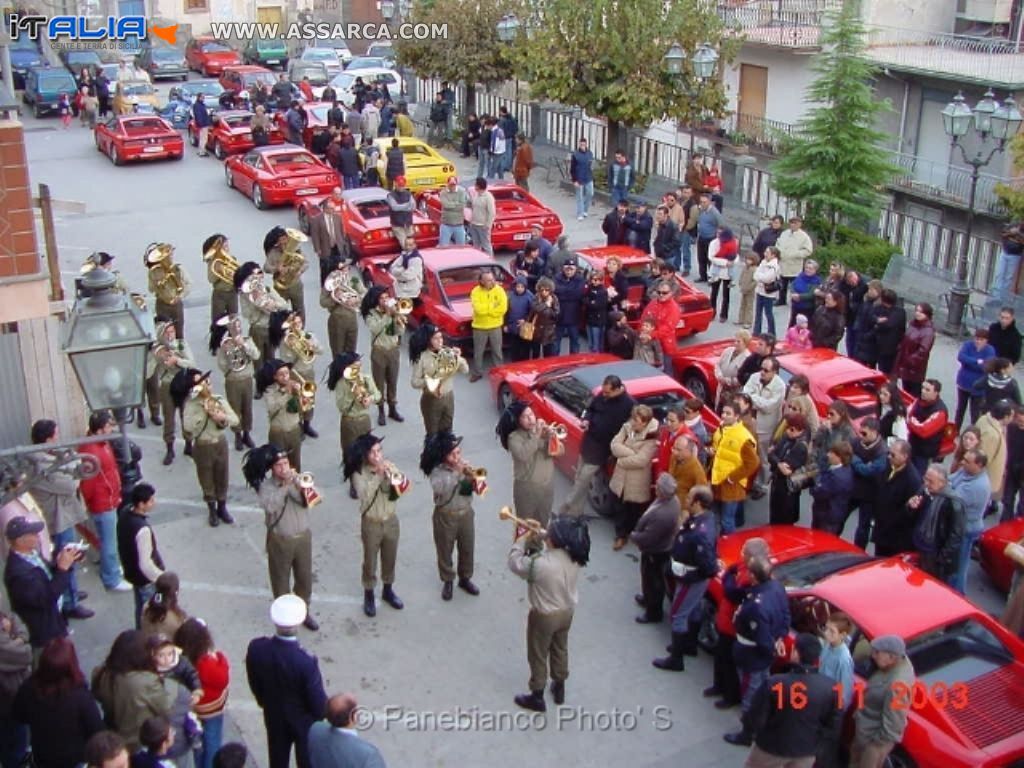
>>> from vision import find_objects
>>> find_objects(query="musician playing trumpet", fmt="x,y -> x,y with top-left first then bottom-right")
320,258 -> 366,357
153,320 -> 196,467
327,352 -> 381,499
264,225 -> 307,320
211,313 -> 259,452
344,433 -> 407,618
410,324 -> 468,437
234,262 -> 288,392
362,286 -> 406,427
256,360 -> 304,472
177,370 -> 239,528
145,242 -> 190,337
496,401 -> 564,530
204,233 -> 239,319
271,311 -> 322,439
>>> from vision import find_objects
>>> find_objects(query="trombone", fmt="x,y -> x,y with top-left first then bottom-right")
499,506 -> 547,537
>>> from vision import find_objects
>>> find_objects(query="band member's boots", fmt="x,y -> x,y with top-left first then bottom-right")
441,580 -> 453,601
234,432 -> 244,452
207,501 -> 219,528
242,432 -> 255,449
136,409 -> 146,429
652,633 -> 686,671
514,690 -> 546,713
388,403 -> 404,423
183,439 -> 194,458
382,584 -> 403,609
550,680 -> 565,705
363,590 -> 376,617
162,440 -> 175,466
302,419 -> 319,439
217,500 -> 234,525
377,404 -> 386,427
150,410 -> 163,426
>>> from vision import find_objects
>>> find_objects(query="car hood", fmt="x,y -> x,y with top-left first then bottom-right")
10,51 -> 43,67
203,52 -> 240,61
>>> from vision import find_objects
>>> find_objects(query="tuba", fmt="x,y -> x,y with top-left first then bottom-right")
205,237 -> 239,285
273,228 -> 309,293
323,269 -> 362,308
241,272 -> 288,314
290,369 -> 316,413
424,346 -> 461,396
146,243 -> 184,304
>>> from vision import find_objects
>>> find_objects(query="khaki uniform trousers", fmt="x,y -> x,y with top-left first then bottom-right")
268,426 -> 302,473
280,280 -> 306,321
225,376 -> 253,433
251,326 -> 274,384
267,529 -> 313,604
210,289 -> 238,321
371,346 -> 400,406
744,745 -> 814,768
193,438 -> 229,501
420,391 -> 454,436
340,414 -> 372,460
527,607 -> 573,692
432,507 -> 474,582
361,515 -> 400,589
155,299 -> 184,337
144,371 -> 160,416
513,479 -> 554,529
159,382 -> 179,442
327,309 -> 359,358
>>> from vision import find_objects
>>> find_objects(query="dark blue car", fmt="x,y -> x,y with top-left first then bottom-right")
9,38 -> 44,89
23,66 -> 78,117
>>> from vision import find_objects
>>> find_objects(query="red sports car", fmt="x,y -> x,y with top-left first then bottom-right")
708,525 -> 1024,768
295,188 -> 439,258
93,115 -> 184,166
274,101 -> 331,149
420,181 -> 563,251
224,146 -> 338,210
185,37 -> 241,77
361,246 -> 514,344
487,354 -> 719,513
978,517 -> 1024,593
188,110 -> 284,159
575,245 -> 713,339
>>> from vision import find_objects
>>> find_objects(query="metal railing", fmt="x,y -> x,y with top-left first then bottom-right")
717,0 -> 842,48
718,112 -> 794,154
889,150 -> 1017,216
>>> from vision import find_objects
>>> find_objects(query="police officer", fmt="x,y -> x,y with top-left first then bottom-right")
246,594 -> 328,768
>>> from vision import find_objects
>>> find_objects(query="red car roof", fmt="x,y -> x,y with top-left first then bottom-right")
576,245 -> 653,268
510,353 -> 687,396
777,348 -> 889,386
222,64 -> 268,72
415,246 -> 499,271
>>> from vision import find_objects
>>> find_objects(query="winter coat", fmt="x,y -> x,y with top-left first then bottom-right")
872,462 -> 922,553
0,617 -> 30,719
384,147 -> 404,180
809,306 -> 845,350
91,669 -> 177,751
569,149 -> 594,184
583,284 -> 610,327
988,319 -> 1022,364
530,294 -> 559,346
873,303 -> 907,358
742,374 -> 787,436
776,229 -> 813,277
629,494 -> 680,554
580,392 -> 636,466
754,258 -> 781,298
652,221 -> 680,262
913,487 -> 965,581
908,396 -> 948,462
789,272 -> 822,317
811,422 -> 855,474
710,422 -> 760,502
852,300 -> 884,365
975,373 -> 1022,413
609,419 -> 660,503
956,340 -> 996,391
625,211 -> 653,254
752,226 -> 782,257
13,680 -> 104,768
606,325 -> 636,359
504,283 -> 535,332
894,318 -> 935,384
950,468 -> 991,535
810,464 -> 854,526
767,430 -> 809,478
746,666 -> 840,759
27,454 -> 85,534
554,274 -> 585,326
850,437 -> 887,502
640,297 -> 682,357
976,412 -> 1009,496
602,211 -> 629,246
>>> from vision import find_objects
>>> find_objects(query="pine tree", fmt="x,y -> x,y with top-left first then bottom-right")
770,0 -> 900,240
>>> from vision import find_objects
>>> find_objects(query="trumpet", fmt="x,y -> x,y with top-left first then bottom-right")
499,506 -> 547,537
384,461 -> 410,496
323,269 -> 362,308
396,297 -> 414,315
295,471 -> 322,508
290,370 -> 317,413
425,346 -> 461,396
539,420 -> 568,440
274,228 -> 308,293
462,465 -> 487,480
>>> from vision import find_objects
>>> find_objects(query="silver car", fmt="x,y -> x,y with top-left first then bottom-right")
299,47 -> 343,78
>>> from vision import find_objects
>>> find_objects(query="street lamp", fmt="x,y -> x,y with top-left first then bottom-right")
62,266 -> 154,456
496,14 -> 520,42
662,41 -> 719,80
379,0 -> 395,19
941,90 -> 1023,335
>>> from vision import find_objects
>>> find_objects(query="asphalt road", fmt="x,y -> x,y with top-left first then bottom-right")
17,102 -> 1010,768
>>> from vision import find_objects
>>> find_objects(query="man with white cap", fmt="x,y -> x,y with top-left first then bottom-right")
246,594 -> 328,768
851,634 -> 916,768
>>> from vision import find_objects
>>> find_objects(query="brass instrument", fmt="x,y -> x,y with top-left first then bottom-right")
384,461 -> 410,496
216,315 -> 250,372
290,370 -> 317,413
273,228 -> 309,292
296,471 -> 322,508
425,346 -> 461,396
323,269 -> 362,308
146,243 -> 184,304
284,328 -> 318,366
205,237 -> 239,284
152,340 -> 178,367
344,362 -> 370,404
241,272 -> 288,314
130,293 -> 148,311
538,420 -> 567,457
499,505 -> 547,537
462,463 -> 488,495
396,298 -> 414,315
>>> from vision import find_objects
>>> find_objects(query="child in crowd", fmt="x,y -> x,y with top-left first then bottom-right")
131,716 -> 176,768
817,613 -> 855,765
81,86 -> 99,129
785,313 -> 812,350
58,93 -> 72,129
633,319 -> 663,367
605,310 -> 636,359
737,253 -> 757,329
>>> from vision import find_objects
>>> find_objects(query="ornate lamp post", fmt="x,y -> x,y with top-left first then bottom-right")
379,0 -> 410,96
495,14 -> 522,105
941,90 -> 1023,335
663,42 -> 720,153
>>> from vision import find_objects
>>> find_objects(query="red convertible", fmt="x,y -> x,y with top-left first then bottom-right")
978,517 -> 1024,593
188,110 -> 284,159
223,146 -> 338,210
94,115 -> 184,166
575,245 -> 713,339
361,246 -> 513,345
295,188 -> 439,258
708,525 -> 1024,768
487,354 -> 719,513
420,181 -> 563,251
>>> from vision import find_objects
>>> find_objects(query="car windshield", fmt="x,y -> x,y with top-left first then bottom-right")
772,552 -> 875,589
40,75 -> 74,89
492,188 -> 529,202
304,49 -> 335,61
347,57 -> 385,69
637,391 -> 686,423
222,114 -> 252,128
152,49 -> 183,60
439,267 -> 509,299
331,73 -> 355,89
307,105 -> 330,123
267,152 -> 315,168
401,144 -> 439,158
200,42 -> 232,53
368,44 -> 394,58
257,39 -> 285,50
244,72 -> 277,87
354,200 -> 390,219
122,118 -> 165,133
900,618 -> 1013,685
185,81 -> 224,96
122,82 -> 154,96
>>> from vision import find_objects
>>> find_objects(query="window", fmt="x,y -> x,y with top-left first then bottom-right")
544,377 -> 591,418
185,0 -> 208,12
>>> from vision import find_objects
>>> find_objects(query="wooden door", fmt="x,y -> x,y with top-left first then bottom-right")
738,64 -> 768,137
256,6 -> 283,25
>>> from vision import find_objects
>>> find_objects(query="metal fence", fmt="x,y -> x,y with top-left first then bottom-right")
716,0 -> 842,49
890,150 -> 1016,216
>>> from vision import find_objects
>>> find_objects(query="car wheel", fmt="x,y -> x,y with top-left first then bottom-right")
297,207 -> 309,235
32,102 -> 41,119
188,127 -> 198,147
109,143 -> 122,166
682,371 -> 709,403
587,472 -> 613,517
252,184 -> 266,210
883,749 -> 917,768
497,383 -> 513,410
170,153 -> 183,161
224,165 -> 233,188
213,140 -> 226,160
696,596 -> 720,653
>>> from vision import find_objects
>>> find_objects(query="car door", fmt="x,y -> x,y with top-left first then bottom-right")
536,373 -> 591,474
234,152 -> 259,194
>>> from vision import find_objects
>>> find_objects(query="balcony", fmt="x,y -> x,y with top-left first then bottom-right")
717,0 -> 844,51
690,112 -> 794,155
863,26 -> 1024,89
888,150 -> 1019,216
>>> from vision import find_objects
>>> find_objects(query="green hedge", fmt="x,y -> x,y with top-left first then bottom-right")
812,225 -> 899,279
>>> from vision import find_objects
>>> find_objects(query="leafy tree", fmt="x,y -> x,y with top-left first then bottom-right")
769,0 -> 900,241
395,0 -> 516,115
514,0 -> 735,161
994,131 -> 1024,221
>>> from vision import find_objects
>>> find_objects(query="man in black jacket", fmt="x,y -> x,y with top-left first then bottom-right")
559,376 -> 635,517
909,464 -> 965,585
630,473 -> 681,624
3,516 -> 80,650
874,288 -> 906,376
624,200 -> 653,254
847,416 -> 887,549
872,439 -> 922,556
652,205 -> 681,265
989,307 -> 1022,364
743,633 -> 841,767
117,483 -> 166,630
602,200 -> 630,246
1003,405 -> 1024,522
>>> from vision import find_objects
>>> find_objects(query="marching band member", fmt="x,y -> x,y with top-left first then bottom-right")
361,286 -> 406,427
153,320 -> 196,466
145,242 -> 190,337
204,233 -> 239,320
81,251 -> 128,293
508,516 -> 590,712
496,400 -> 563,529
343,433 -> 408,618
242,444 -> 320,632
327,352 -> 381,499
210,314 -> 260,451
175,370 -> 239,527
410,324 -> 468,437
256,360 -> 305,472
234,261 -> 288,394
420,430 -> 481,601
264,226 -> 307,320
138,328 -> 164,430
320,258 -> 366,357
271,310 -> 322,439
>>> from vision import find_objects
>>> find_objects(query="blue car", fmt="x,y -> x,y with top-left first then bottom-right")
9,38 -> 44,89
23,66 -> 78,118
158,79 -> 224,128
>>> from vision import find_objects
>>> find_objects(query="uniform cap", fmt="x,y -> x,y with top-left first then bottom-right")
5,516 -> 44,540
270,594 -> 307,627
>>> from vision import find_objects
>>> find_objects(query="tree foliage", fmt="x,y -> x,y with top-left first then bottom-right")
514,0 -> 735,160
994,131 -> 1024,221
769,0 -> 900,240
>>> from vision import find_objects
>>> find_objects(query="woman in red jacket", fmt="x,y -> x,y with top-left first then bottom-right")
175,618 -> 229,768
77,411 -> 130,592
893,303 -> 936,399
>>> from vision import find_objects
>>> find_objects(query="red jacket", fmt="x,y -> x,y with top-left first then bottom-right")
656,424 -> 696,476
641,297 -> 682,356
194,650 -> 231,716
78,440 -> 121,514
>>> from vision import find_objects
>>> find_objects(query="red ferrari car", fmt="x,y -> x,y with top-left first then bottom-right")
575,245 -> 713,339
295,188 -> 439,258
93,115 -> 183,166
487,354 -> 720,513
224,146 -> 338,210
708,525 -> 1024,768
361,246 -> 514,344
188,110 -> 284,159
420,181 -> 563,251
274,101 -> 332,149
978,517 -> 1024,593
185,37 -> 241,77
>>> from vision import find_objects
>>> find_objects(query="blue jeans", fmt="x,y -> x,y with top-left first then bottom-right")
952,529 -> 981,594
610,187 -> 629,206
586,325 -> 603,352
754,294 -> 776,336
343,174 -> 360,190
718,500 -> 741,534
575,181 -> 594,218
193,713 -> 224,768
555,324 -> 580,354
740,667 -> 769,716
51,528 -> 79,609
93,509 -> 124,589
487,153 -> 504,179
439,223 -> 467,245
134,582 -> 155,630
679,231 -> 692,272
477,151 -> 488,180
992,249 -> 1021,301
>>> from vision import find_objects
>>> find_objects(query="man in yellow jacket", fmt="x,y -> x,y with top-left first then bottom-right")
469,270 -> 508,382
709,401 -> 760,534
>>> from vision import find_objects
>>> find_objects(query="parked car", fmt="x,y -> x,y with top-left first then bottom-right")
189,109 -> 285,159
295,188 -> 439,257
978,517 -> 1024,593
223,145 -> 339,209
287,61 -> 330,99
325,39 -> 353,66
60,49 -> 103,77
159,79 -> 225,128
9,37 -> 44,89
116,79 -> 161,111
136,46 -> 188,81
329,67 -> 401,104
23,66 -> 78,118
364,42 -> 396,68
185,37 -> 241,77
345,55 -> 389,71
241,38 -> 289,70
93,114 -> 184,165
299,47 -> 343,78
372,137 -> 455,194
218,65 -> 278,97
